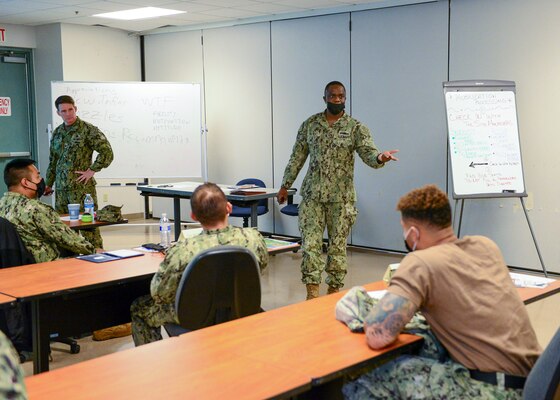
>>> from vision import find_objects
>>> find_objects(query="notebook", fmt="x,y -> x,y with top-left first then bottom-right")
77,249 -> 144,263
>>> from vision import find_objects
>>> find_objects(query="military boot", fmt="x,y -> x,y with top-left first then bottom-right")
306,284 -> 320,300
327,286 -> 339,295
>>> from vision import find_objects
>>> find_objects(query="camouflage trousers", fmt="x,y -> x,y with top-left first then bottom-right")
298,200 -> 357,288
0,330 -> 27,400
55,188 -> 103,248
130,294 -> 179,346
342,355 -> 523,400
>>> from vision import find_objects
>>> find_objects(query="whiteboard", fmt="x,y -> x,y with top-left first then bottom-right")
443,80 -> 526,198
51,81 -> 202,179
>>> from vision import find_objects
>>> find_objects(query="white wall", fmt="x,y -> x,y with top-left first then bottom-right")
58,24 -> 142,215
0,23 -> 36,48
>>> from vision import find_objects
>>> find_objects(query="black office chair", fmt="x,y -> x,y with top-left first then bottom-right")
230,178 -> 269,227
0,217 -> 80,359
164,245 -> 262,337
0,217 -> 35,360
523,327 -> 560,400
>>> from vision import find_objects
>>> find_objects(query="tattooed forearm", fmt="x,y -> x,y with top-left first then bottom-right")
364,293 -> 416,349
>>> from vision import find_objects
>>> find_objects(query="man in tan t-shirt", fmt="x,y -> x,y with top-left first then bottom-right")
343,184 -> 541,399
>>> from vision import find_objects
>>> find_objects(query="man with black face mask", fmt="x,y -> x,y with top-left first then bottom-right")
0,158 -> 95,263
277,81 -> 398,300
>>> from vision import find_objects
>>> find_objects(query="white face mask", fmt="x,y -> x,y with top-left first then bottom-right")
403,226 -> 418,252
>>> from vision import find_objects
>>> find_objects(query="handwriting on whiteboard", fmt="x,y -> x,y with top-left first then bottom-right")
445,90 -> 525,196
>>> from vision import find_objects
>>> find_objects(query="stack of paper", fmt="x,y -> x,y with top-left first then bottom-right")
510,272 -> 554,288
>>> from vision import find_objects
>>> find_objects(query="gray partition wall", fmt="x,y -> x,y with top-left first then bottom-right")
449,0 -> 560,272
350,1 -> 449,250
271,14 -> 351,237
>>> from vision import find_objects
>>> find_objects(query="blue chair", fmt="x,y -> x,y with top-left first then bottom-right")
523,327 -> 560,400
230,178 -> 269,227
280,188 -> 299,217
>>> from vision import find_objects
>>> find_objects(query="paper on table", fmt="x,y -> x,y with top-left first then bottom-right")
510,272 -> 554,288
103,249 -> 144,258
367,290 -> 387,300
178,227 -> 203,242
227,184 -> 258,189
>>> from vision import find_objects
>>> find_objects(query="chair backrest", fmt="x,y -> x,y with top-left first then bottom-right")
236,178 -> 268,211
523,327 -> 560,400
174,245 -> 261,331
0,217 -> 35,269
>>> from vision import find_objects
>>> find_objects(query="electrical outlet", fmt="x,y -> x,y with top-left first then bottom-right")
103,193 -> 109,203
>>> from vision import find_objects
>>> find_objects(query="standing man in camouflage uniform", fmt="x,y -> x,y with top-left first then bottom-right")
0,331 -> 27,399
0,158 -> 95,263
131,182 -> 268,346
343,185 -> 540,399
277,81 -> 398,300
45,95 -> 114,248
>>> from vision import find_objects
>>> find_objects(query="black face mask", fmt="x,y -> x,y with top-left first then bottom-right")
403,227 -> 418,253
326,102 -> 345,115
403,239 -> 414,253
30,178 -> 46,199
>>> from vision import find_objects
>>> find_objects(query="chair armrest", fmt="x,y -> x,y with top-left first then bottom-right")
287,187 -> 298,205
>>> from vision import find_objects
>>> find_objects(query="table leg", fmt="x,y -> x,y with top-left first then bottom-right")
173,197 -> 181,241
250,203 -> 258,228
31,300 -> 50,374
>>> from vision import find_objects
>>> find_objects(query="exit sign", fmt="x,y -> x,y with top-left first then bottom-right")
0,28 -> 5,42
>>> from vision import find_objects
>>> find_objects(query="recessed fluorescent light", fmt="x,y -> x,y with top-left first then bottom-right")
93,7 -> 185,21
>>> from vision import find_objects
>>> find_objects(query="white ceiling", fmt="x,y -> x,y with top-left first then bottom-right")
0,0 -> 395,33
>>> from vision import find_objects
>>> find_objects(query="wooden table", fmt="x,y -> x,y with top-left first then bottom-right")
517,278 -> 560,304
138,182 -> 294,239
61,215 -> 128,231
0,293 -> 16,306
20,265 -> 559,391
25,281 -> 422,399
0,252 -> 163,374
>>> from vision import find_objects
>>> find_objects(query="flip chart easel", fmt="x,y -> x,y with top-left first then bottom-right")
443,80 -> 547,276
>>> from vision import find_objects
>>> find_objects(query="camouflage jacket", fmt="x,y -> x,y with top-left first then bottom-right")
281,111 -> 384,203
0,192 -> 95,263
151,225 -> 268,304
0,331 -> 27,400
46,117 -> 113,191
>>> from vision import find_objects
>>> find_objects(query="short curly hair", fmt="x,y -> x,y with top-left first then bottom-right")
396,184 -> 451,228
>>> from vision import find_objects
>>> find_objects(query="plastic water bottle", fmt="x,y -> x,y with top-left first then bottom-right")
84,194 -> 94,218
159,213 -> 171,247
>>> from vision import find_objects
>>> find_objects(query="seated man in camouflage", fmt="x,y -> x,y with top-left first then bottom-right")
343,184 -> 541,399
131,182 -> 269,346
0,330 -> 27,399
0,158 -> 95,263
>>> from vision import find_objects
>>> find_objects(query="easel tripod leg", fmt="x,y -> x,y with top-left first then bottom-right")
520,197 -> 548,277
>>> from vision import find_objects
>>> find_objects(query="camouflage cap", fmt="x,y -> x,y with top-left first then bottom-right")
97,204 -> 124,222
